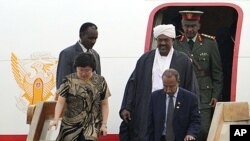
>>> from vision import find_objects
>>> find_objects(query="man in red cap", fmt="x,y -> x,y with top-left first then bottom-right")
174,10 -> 223,141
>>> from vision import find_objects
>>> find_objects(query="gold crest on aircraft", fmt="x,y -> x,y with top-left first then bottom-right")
11,52 -> 58,105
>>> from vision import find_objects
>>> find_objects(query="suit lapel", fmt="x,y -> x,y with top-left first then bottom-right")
177,40 -> 192,54
174,89 -> 184,117
159,90 -> 167,121
170,51 -> 176,68
183,40 -> 192,52
74,42 -> 83,52
192,39 -> 202,52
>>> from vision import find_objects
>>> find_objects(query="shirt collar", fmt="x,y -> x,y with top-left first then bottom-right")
78,40 -> 88,52
187,34 -> 198,42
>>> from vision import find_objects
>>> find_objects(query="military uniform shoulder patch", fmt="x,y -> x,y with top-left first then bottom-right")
201,33 -> 215,40
176,35 -> 185,42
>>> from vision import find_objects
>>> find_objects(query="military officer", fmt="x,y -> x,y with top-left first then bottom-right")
174,10 -> 223,141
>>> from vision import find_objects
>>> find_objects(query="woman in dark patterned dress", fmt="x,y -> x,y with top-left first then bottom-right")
49,53 -> 111,141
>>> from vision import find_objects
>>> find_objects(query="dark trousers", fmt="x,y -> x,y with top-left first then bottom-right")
161,135 -> 176,141
197,108 -> 212,141
161,136 -> 166,141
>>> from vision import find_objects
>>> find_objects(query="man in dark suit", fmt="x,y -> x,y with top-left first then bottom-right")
56,22 -> 101,89
148,69 -> 201,141
119,24 -> 199,141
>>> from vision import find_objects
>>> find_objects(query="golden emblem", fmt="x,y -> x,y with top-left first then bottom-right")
11,52 -> 57,105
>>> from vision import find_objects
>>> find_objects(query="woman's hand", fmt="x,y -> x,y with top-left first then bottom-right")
99,124 -> 108,136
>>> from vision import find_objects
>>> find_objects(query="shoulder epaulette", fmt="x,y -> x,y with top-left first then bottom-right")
176,35 -> 182,38
201,33 -> 215,40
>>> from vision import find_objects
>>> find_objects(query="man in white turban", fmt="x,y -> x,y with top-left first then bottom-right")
153,24 -> 176,39
119,24 -> 198,141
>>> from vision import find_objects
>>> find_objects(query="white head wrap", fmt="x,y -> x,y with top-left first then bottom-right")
153,24 -> 176,39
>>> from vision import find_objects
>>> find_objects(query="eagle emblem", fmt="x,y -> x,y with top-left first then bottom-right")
11,52 -> 57,105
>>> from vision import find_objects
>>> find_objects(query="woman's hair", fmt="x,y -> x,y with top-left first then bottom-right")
73,52 -> 96,71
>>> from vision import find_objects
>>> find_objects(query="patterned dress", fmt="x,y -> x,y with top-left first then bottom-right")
56,73 -> 111,141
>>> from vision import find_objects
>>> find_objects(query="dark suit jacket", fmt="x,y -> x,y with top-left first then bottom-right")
148,88 -> 201,141
56,42 -> 101,88
119,49 -> 198,141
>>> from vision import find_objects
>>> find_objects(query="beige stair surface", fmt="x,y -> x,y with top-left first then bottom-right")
207,102 -> 250,141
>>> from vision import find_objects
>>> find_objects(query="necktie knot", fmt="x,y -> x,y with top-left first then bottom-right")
168,94 -> 174,98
